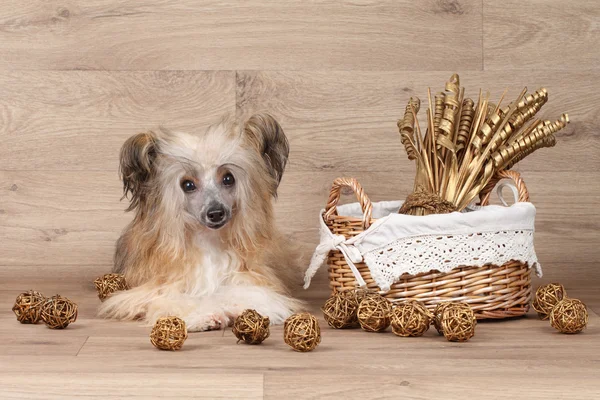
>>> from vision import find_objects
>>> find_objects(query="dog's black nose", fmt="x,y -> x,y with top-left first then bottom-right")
206,206 -> 226,223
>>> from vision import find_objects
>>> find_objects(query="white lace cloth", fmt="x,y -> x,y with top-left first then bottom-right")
305,191 -> 542,292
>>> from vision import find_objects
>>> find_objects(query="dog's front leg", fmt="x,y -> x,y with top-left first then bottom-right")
98,285 -> 302,331
182,287 -> 302,332
144,293 -> 231,332
184,311 -> 229,332
204,285 -> 305,326
97,284 -> 225,331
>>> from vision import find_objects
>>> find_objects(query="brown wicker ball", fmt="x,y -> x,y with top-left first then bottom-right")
357,294 -> 392,332
12,290 -> 46,324
391,300 -> 433,337
550,298 -> 588,334
41,295 -> 78,329
322,291 -> 359,329
283,312 -> 321,352
532,283 -> 566,320
94,273 -> 129,301
440,303 -> 476,342
351,288 -> 380,304
433,302 -> 460,335
150,316 -> 188,350
232,309 -> 270,344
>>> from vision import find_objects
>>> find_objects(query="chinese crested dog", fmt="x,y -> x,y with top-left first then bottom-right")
98,114 -> 303,331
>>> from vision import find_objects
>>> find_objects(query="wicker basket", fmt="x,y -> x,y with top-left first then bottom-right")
323,170 -> 532,320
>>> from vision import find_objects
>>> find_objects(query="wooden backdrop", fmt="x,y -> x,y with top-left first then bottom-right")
1,0 -> 599,300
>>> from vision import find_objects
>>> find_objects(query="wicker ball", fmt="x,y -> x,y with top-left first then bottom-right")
232,309 -> 270,344
322,291 -> 359,329
283,312 -> 321,352
352,288 -> 380,304
150,316 -> 188,350
440,303 -> 477,342
12,290 -> 46,324
41,295 -> 78,329
433,302 -> 460,335
94,273 -> 129,301
391,300 -> 433,337
357,294 -> 392,332
532,283 -> 566,320
549,298 -> 588,334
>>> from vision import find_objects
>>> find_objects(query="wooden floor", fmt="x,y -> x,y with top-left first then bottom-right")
0,280 -> 599,399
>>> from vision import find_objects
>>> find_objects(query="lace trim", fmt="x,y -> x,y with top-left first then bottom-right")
362,229 -> 540,291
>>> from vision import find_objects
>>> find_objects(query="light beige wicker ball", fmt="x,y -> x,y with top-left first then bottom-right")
232,309 -> 270,345
532,283 -> 566,320
357,294 -> 392,332
440,303 -> 477,342
550,298 -> 588,334
94,273 -> 129,301
351,288 -> 380,305
41,295 -> 78,329
391,300 -> 433,337
150,316 -> 188,350
283,312 -> 321,352
12,290 -> 46,324
433,302 -> 461,335
322,291 -> 359,329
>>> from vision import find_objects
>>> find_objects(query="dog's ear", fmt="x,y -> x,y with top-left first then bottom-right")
243,113 -> 289,188
119,131 -> 157,211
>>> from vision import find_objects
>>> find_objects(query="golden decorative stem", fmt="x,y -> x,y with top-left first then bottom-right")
396,74 -> 569,213
397,97 -> 421,160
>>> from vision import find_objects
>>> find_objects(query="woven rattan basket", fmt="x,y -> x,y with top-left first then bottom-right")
323,170 -> 532,320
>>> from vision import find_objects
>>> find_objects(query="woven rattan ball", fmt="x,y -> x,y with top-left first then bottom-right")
322,291 -> 359,329
41,295 -> 78,329
94,273 -> 129,301
283,312 -> 321,352
352,288 -> 380,304
232,309 -> 270,344
549,298 -> 588,334
432,302 -> 461,335
150,316 -> 188,350
357,294 -> 392,332
532,283 -> 566,320
391,301 -> 433,337
440,303 -> 476,342
12,290 -> 46,324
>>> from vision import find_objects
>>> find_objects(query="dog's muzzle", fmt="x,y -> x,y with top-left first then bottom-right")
204,204 -> 229,229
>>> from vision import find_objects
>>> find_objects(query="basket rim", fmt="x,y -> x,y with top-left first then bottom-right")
324,170 -> 530,230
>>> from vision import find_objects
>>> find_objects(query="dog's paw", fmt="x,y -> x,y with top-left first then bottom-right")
186,313 -> 227,332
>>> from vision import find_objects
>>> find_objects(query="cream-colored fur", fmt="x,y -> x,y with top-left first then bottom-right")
98,114 -> 304,331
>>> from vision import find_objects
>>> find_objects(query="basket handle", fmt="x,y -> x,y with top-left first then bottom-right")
324,177 -> 373,229
479,170 -> 530,206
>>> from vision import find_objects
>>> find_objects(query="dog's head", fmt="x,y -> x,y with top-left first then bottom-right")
119,114 -> 289,235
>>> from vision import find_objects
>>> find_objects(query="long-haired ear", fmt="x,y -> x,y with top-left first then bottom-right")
119,131 -> 157,211
243,113 -> 289,188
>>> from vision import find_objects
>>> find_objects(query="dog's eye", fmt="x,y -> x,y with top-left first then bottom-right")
222,173 -> 235,187
181,180 -> 197,193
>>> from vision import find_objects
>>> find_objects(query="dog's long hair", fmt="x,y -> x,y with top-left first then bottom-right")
98,114 -> 303,329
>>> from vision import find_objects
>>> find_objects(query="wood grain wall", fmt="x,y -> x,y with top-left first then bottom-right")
1,0 -> 599,297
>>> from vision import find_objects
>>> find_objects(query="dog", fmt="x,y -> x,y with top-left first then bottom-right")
98,114 -> 304,331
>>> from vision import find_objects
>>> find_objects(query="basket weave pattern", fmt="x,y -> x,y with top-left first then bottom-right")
325,171 -> 532,320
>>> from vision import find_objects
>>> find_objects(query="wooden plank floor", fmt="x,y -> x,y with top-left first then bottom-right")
0,284 -> 599,399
